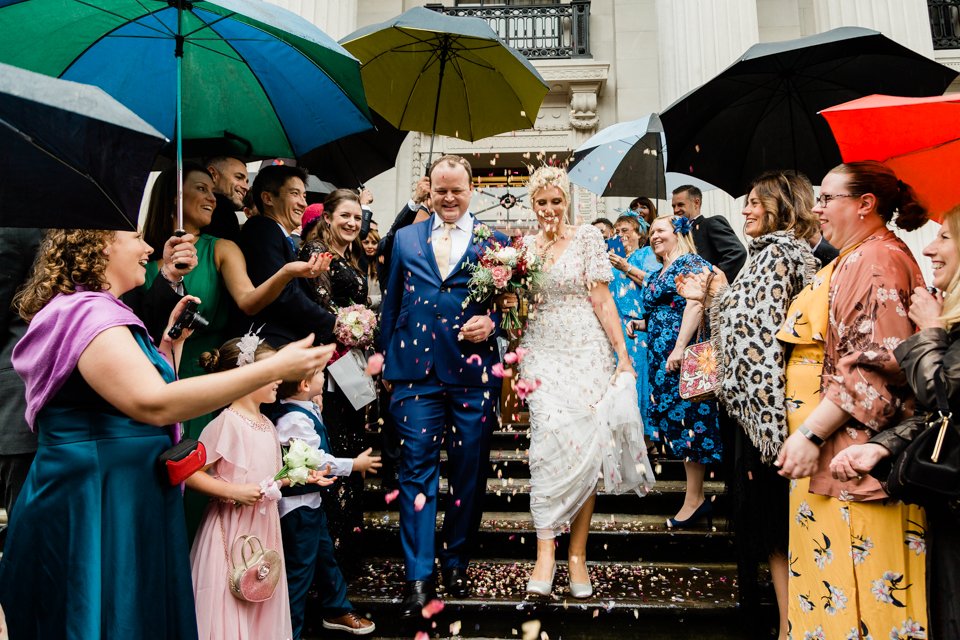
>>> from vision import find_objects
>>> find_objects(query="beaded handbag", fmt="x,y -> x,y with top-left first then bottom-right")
678,273 -> 719,401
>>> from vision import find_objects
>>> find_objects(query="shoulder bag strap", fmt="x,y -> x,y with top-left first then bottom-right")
931,370 -> 953,463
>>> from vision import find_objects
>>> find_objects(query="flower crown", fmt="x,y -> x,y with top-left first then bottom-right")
236,326 -> 264,367
672,216 -> 692,236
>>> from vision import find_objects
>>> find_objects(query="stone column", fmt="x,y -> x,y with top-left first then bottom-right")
811,0 -> 935,58
655,0 -> 761,108
264,0 -> 359,41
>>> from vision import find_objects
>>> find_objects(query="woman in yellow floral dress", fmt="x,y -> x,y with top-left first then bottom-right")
776,161 -> 929,640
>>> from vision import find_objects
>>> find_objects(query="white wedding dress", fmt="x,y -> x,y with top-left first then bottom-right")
519,225 -> 655,539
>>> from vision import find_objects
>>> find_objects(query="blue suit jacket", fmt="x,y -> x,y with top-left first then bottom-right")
380,215 -> 507,388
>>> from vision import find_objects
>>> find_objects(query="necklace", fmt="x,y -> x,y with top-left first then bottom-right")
537,227 -> 571,264
225,407 -> 272,432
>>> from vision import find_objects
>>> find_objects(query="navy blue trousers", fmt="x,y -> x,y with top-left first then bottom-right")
280,505 -> 350,640
391,376 -> 497,581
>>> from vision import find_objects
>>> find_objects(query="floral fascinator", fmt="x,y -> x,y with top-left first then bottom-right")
236,326 -> 264,367
672,216 -> 692,236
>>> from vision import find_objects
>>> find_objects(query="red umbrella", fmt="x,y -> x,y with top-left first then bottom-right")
820,93 -> 960,222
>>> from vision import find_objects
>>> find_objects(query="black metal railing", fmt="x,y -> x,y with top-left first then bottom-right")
425,1 -> 591,59
929,0 -> 960,49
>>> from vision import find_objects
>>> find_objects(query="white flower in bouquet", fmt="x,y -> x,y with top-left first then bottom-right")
495,246 -> 518,266
283,439 -> 313,469
286,466 -> 311,487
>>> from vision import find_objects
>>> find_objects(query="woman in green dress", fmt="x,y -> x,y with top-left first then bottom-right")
142,162 -> 326,533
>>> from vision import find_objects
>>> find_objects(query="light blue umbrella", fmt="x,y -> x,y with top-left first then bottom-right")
568,114 -> 667,199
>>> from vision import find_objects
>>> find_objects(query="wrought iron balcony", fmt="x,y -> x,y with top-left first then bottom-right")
929,0 -> 960,49
425,1 -> 591,59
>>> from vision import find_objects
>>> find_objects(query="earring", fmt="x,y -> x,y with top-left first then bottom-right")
859,213 -> 865,221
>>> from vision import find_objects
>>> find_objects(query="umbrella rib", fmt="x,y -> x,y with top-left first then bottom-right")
71,0 -> 175,38
396,47 -> 443,131
0,116 -> 133,229
447,54 -> 475,140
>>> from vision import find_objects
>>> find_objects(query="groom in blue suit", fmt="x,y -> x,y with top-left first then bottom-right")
380,155 -> 507,616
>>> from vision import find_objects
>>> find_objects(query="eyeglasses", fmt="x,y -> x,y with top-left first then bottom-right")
815,193 -> 860,207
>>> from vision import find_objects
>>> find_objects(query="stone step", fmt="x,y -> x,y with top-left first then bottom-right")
364,511 -> 734,562
362,478 -> 728,515
303,558 -> 758,640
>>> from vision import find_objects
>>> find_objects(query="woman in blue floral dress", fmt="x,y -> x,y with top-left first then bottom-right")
639,215 -> 721,528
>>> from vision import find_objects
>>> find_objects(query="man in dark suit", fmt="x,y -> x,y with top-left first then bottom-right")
239,164 -> 336,347
809,229 -> 840,266
0,228 -> 40,549
380,156 -> 507,617
672,185 -> 747,281
200,155 -> 249,242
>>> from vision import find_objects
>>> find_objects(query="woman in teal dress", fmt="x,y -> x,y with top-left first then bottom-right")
142,163 -> 325,534
608,213 -> 661,441
0,228 -> 332,639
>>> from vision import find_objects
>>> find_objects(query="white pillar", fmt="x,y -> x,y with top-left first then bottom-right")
264,0 -> 359,41
655,0 -> 761,108
811,0 -> 935,58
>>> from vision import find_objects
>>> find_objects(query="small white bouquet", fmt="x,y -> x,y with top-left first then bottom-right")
274,439 -> 326,486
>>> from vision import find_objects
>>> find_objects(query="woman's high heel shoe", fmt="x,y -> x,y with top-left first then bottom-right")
526,565 -> 556,596
665,499 -> 714,530
569,578 -> 593,599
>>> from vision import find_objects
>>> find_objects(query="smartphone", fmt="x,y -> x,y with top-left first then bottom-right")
606,236 -> 626,257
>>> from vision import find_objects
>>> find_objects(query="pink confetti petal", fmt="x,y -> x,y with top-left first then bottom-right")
491,363 -> 513,378
514,347 -> 530,361
414,493 -> 427,512
415,632 -> 430,640
365,353 -> 384,375
384,489 -> 399,504
465,354 -> 482,366
503,352 -> 518,364
422,599 -> 445,618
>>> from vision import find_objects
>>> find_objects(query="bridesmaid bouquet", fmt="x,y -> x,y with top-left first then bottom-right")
465,237 -> 545,330
333,304 -> 378,348
274,439 -> 326,486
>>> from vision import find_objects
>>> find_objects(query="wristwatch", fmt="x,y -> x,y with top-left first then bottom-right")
798,424 -> 825,447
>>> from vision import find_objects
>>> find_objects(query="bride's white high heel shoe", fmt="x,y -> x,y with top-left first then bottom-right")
525,564 -> 556,596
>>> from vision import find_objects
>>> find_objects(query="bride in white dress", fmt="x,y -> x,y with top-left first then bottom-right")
513,167 -> 655,598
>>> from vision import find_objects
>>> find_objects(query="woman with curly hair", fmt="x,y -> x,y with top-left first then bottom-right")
298,188 -> 372,577
0,229 -> 332,639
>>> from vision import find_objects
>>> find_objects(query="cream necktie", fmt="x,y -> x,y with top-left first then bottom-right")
433,222 -> 456,278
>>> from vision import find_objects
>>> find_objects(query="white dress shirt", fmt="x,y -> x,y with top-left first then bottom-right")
275,398 -> 354,517
431,212 -> 473,277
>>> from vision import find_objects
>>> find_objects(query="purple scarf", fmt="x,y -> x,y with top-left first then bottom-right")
13,290 -> 148,430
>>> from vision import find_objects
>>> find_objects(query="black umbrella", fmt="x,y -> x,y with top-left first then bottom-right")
298,109 -> 409,188
0,62 -> 167,230
660,27 -> 958,197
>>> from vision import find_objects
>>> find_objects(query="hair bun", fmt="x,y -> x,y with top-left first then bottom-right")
198,348 -> 220,373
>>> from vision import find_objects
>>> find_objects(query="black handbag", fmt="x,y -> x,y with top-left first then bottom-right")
886,371 -> 960,507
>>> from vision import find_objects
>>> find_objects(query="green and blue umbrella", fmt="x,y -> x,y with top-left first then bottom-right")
0,0 -> 373,226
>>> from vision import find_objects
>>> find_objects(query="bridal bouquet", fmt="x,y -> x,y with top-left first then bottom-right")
464,235 -> 544,330
274,439 -> 327,486
333,304 -> 377,348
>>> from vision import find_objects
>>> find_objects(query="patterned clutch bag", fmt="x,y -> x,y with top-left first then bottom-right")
679,339 -> 719,401
678,272 -> 719,401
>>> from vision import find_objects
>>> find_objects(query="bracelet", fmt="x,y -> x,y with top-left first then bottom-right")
798,424 -> 825,447
159,264 -> 184,284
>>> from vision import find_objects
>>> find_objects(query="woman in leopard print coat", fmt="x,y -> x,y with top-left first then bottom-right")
677,172 -> 819,640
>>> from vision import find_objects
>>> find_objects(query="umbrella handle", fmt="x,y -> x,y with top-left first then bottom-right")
174,229 -> 188,270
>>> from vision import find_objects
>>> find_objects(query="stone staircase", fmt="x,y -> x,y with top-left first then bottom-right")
303,425 -> 774,639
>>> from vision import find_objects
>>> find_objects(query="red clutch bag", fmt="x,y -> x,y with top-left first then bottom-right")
158,438 -> 206,485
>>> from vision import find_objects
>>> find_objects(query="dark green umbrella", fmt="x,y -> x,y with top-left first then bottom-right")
340,6 -> 548,161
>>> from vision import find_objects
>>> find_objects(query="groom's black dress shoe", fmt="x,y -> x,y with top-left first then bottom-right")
400,580 -> 434,619
442,567 -> 470,598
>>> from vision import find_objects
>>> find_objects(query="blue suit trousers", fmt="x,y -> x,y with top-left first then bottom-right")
391,374 -> 497,581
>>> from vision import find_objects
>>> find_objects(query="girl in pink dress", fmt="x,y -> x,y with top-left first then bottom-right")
186,335 -> 333,640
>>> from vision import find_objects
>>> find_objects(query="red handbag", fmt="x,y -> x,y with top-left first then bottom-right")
158,438 -> 206,485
